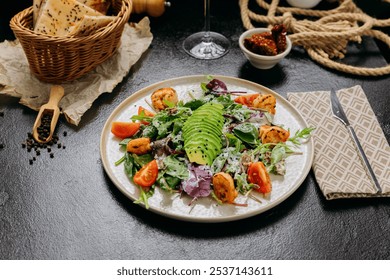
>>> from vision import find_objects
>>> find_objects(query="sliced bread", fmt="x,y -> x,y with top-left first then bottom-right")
34,0 -> 103,37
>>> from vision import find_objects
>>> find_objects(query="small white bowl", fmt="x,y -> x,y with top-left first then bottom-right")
286,0 -> 322,9
239,28 -> 292,70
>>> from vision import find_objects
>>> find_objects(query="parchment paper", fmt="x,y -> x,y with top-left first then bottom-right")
0,17 -> 153,125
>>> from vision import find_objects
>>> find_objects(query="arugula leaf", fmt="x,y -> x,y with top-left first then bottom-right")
134,186 -> 155,209
115,155 -> 125,166
288,127 -> 315,145
131,113 -> 153,123
163,99 -> 176,108
235,172 -> 257,195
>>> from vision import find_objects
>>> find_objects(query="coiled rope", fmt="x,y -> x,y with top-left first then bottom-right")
239,0 -> 390,76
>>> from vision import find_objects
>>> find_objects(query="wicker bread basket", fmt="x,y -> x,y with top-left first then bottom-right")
9,0 -> 132,83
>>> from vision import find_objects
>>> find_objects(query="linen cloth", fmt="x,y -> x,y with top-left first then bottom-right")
287,86 -> 390,199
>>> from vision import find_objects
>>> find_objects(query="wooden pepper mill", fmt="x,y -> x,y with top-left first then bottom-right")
132,0 -> 171,17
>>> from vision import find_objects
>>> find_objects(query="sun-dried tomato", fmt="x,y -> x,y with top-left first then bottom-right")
271,24 -> 287,54
244,32 -> 278,56
244,25 -> 287,56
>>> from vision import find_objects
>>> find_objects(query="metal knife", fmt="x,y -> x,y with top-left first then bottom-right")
330,90 -> 382,194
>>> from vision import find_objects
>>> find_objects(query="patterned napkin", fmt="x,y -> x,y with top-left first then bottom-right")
287,86 -> 390,199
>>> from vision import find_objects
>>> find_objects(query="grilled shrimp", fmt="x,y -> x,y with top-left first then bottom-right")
212,172 -> 238,204
126,137 -> 152,155
252,93 -> 276,115
151,87 -> 178,111
259,125 -> 290,144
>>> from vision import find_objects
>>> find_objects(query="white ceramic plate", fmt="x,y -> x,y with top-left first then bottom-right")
100,75 -> 314,223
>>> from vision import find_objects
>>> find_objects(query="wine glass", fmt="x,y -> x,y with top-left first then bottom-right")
183,0 -> 230,59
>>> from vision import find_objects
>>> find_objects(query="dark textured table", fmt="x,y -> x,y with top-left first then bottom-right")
1,0 -> 389,260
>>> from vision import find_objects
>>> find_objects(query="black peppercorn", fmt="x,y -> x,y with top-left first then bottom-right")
22,120 -> 67,163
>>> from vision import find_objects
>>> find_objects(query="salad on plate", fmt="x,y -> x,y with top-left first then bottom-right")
110,77 -> 314,209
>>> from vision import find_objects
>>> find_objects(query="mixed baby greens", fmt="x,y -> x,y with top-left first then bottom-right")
113,77 -> 314,208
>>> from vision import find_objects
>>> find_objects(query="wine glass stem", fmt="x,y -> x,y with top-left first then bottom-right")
203,0 -> 211,42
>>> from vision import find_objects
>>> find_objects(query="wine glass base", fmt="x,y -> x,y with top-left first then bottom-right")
183,31 -> 230,60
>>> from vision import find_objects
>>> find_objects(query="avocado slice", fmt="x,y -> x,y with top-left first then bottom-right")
182,124 -> 223,137
184,138 -> 220,154
183,102 -> 225,165
185,144 -> 218,165
184,135 -> 221,149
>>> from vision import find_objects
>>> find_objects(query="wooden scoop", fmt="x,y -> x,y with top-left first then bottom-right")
32,85 -> 64,143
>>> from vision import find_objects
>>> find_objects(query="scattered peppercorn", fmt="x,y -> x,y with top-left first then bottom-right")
0,111 -> 4,117
21,123 -> 68,164
0,143 -> 4,149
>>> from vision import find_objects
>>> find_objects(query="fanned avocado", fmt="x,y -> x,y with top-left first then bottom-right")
183,102 -> 224,165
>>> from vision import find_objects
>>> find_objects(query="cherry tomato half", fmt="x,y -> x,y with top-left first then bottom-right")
133,159 -> 158,190
111,122 -> 141,139
138,106 -> 155,125
247,162 -> 272,194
